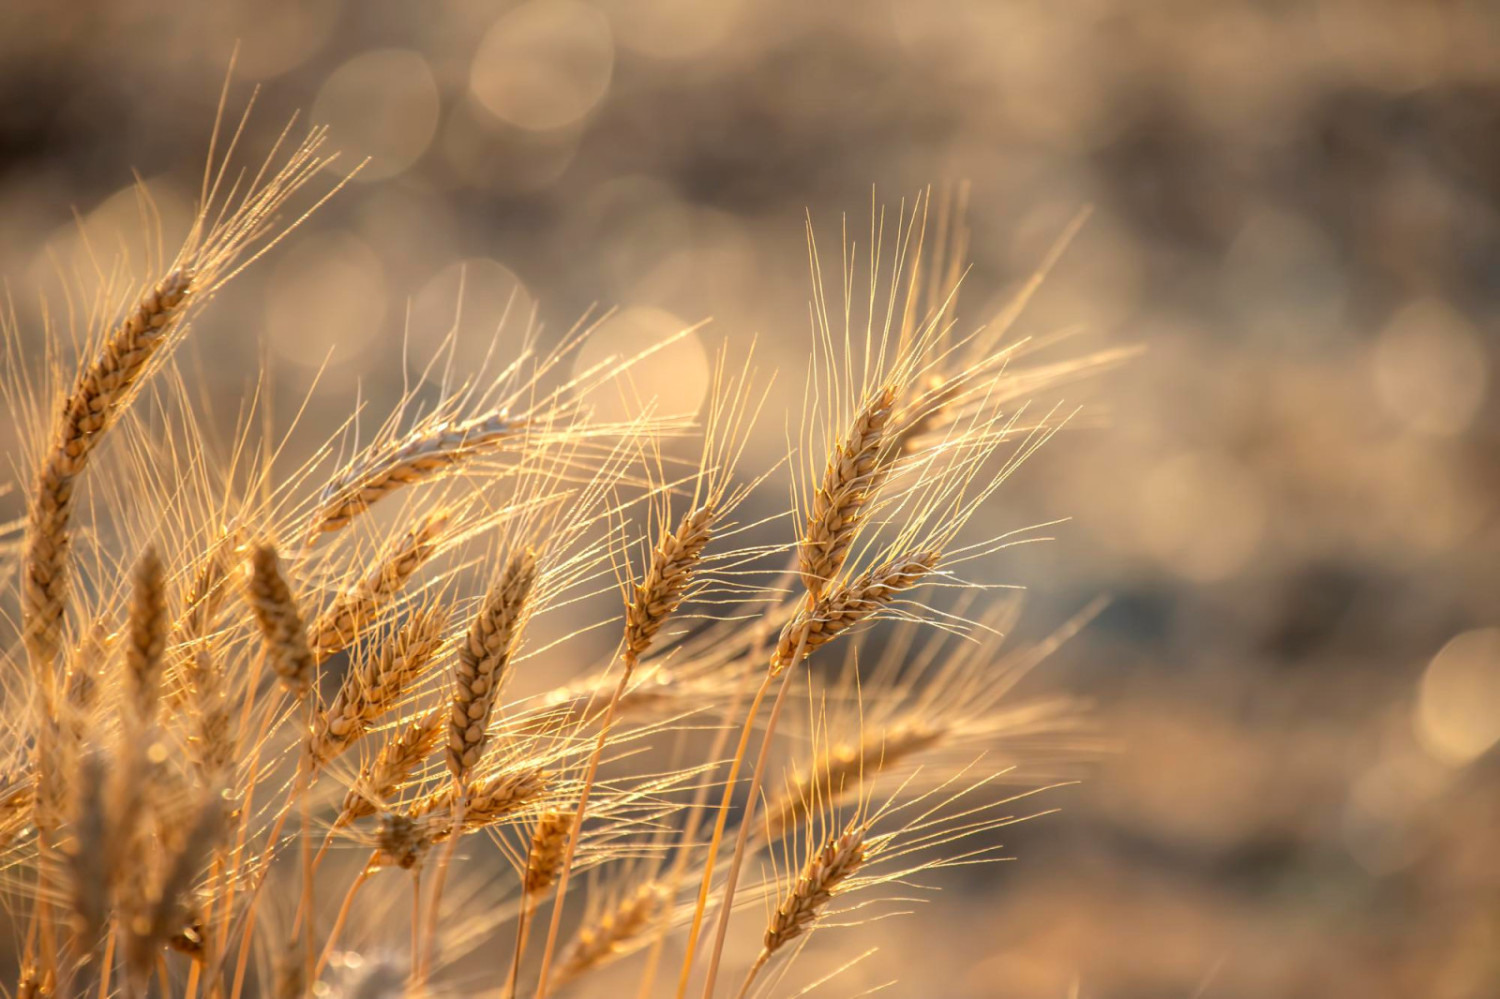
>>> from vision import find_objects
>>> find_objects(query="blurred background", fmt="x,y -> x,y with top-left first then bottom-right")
2,0 -> 1499,996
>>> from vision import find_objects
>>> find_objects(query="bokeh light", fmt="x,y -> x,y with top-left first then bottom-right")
1372,298 -> 1488,437
265,232 -> 387,371
572,306 -> 710,422
1416,628 -> 1500,766
469,0 -> 614,132
313,49 -> 441,181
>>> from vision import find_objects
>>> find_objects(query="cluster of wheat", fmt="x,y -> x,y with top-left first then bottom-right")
0,107 -> 1121,999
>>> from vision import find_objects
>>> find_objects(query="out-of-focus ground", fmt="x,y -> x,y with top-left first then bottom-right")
3,1 -> 1499,996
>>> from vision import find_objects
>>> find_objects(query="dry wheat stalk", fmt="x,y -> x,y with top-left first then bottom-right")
125,547 -> 167,722
447,548 -> 538,779
798,386 -> 897,599
23,270 -> 193,675
312,606 -> 449,763
310,411 -> 529,540
309,513 -> 447,663
772,552 -> 940,674
339,710 -> 446,825
245,543 -> 316,694
761,721 -> 943,839
625,504 -> 716,661
523,810 -> 574,897
557,881 -> 670,984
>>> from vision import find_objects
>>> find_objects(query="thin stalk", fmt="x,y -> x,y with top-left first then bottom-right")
315,861 -> 373,979
531,650 -> 637,999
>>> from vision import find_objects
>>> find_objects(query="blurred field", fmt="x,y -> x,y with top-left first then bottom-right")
2,1 -> 1498,996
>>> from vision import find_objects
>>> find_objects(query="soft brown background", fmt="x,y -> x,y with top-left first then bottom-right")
3,1 -> 1499,996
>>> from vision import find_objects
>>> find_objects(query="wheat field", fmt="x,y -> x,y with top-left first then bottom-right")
3,3 -> 1499,998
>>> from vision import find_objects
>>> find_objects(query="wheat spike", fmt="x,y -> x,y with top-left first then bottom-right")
762,827 -> 867,957
245,543 -> 316,694
762,721 -> 943,839
799,386 -> 897,599
625,504 -> 716,662
772,552 -> 940,674
22,269 -> 193,674
372,811 -> 432,871
309,512 -> 446,663
447,548 -> 538,779
523,810 -> 574,897
125,547 -> 167,722
339,710 -> 445,824
124,792 -> 225,990
310,411 -> 528,539
411,767 -> 550,840
557,881 -> 670,984
312,607 -> 449,763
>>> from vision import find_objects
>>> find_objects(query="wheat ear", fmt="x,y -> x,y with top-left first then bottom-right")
447,548 -> 538,779
311,606 -> 449,763
557,882 -> 670,985
738,827 -> 868,998
798,386 -> 896,599
23,269 -> 193,676
761,721 -> 942,840
772,553 -> 941,674
523,810 -> 574,897
310,411 -> 529,540
245,544 -> 316,695
625,504 -> 717,660
125,547 -> 167,723
308,512 -> 446,663
338,709 -> 445,824
411,767 -> 549,841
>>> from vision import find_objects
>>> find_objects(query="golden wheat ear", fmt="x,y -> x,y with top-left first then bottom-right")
19,114 -> 339,683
